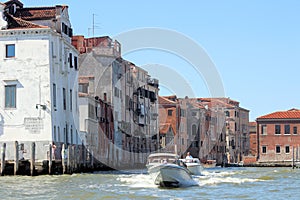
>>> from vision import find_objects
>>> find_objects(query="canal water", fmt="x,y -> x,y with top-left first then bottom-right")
0,167 -> 300,200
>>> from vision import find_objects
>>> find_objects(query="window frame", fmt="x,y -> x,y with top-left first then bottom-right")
275,125 -> 281,135
276,145 -> 281,154
70,89 -> 72,111
5,84 -> 17,108
261,125 -> 267,135
262,146 -> 267,154
293,126 -> 298,135
63,88 -> 66,110
285,146 -> 290,154
284,125 -> 290,135
53,83 -> 57,108
6,44 -> 15,58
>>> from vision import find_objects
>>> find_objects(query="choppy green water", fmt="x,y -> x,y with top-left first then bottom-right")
0,167 -> 300,200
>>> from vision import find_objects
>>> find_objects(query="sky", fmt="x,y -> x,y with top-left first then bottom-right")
22,0 -> 300,121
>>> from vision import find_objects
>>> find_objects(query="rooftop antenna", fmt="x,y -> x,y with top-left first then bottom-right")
87,14 -> 101,38
92,13 -> 95,38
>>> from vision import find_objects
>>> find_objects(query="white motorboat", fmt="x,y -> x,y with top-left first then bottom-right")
146,153 -> 197,188
179,158 -> 204,175
202,159 -> 217,168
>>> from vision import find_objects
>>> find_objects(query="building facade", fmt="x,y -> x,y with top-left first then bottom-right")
256,109 -> 300,164
249,122 -> 257,156
158,96 -> 249,165
72,36 -> 160,169
0,0 -> 80,161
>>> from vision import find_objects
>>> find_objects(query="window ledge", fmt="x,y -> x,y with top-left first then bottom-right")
3,57 -> 16,61
4,107 -> 17,110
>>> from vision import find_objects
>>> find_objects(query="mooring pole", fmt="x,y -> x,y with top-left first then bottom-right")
1,143 -> 6,176
293,146 -> 295,169
30,142 -> 35,176
14,141 -> 19,175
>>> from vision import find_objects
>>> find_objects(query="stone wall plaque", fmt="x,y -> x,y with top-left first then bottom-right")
24,117 -> 44,134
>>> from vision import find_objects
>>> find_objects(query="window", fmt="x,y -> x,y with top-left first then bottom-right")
181,138 -> 184,145
114,87 -> 119,97
275,125 -> 281,135
284,125 -> 290,135
57,126 -> 60,142
262,146 -> 267,154
5,85 -> 16,108
180,109 -> 185,117
192,112 -> 197,117
70,89 -> 72,111
53,83 -> 56,108
285,146 -> 290,154
63,88 -> 66,110
6,44 -> 15,58
192,124 -> 197,135
69,53 -> 73,68
53,126 -> 57,141
225,111 -> 230,117
74,56 -> 78,70
294,126 -> 298,135
70,125 -> 73,144
168,110 -> 173,116
79,83 -> 88,93
261,125 -> 267,135
68,27 -> 73,37
276,146 -> 281,154
235,111 -> 239,117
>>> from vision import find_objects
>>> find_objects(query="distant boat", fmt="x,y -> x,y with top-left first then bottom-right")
179,158 -> 204,175
146,153 -> 197,188
202,159 -> 217,168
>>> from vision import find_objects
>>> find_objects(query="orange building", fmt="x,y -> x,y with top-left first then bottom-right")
256,109 -> 300,164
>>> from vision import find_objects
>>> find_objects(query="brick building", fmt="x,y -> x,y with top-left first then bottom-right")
158,96 -> 178,153
256,108 -> 300,164
158,96 -> 249,165
248,122 -> 257,156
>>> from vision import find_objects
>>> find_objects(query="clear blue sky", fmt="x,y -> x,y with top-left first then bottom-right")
22,0 -> 300,121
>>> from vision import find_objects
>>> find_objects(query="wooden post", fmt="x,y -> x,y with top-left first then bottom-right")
30,142 -> 35,176
71,145 -> 75,172
14,141 -> 19,175
67,145 -> 71,174
91,150 -> 94,170
75,145 -> 78,172
61,143 -> 66,174
49,144 -> 52,175
1,143 -> 6,176
293,146 -> 295,169
83,145 -> 87,169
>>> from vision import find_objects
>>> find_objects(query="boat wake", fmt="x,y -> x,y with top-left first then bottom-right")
194,169 -> 267,186
118,174 -> 157,188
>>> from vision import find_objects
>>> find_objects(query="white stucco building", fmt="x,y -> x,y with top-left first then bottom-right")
0,0 -> 80,161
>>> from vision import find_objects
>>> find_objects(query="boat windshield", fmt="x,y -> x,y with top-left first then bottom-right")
148,156 -> 176,164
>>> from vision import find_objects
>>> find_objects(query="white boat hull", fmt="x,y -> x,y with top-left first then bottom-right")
148,164 -> 197,187
186,163 -> 203,175
179,158 -> 204,175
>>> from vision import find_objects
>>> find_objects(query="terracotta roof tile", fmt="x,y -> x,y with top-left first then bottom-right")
257,109 -> 300,120
6,14 -> 48,29
159,96 -> 177,105
15,7 -> 56,20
